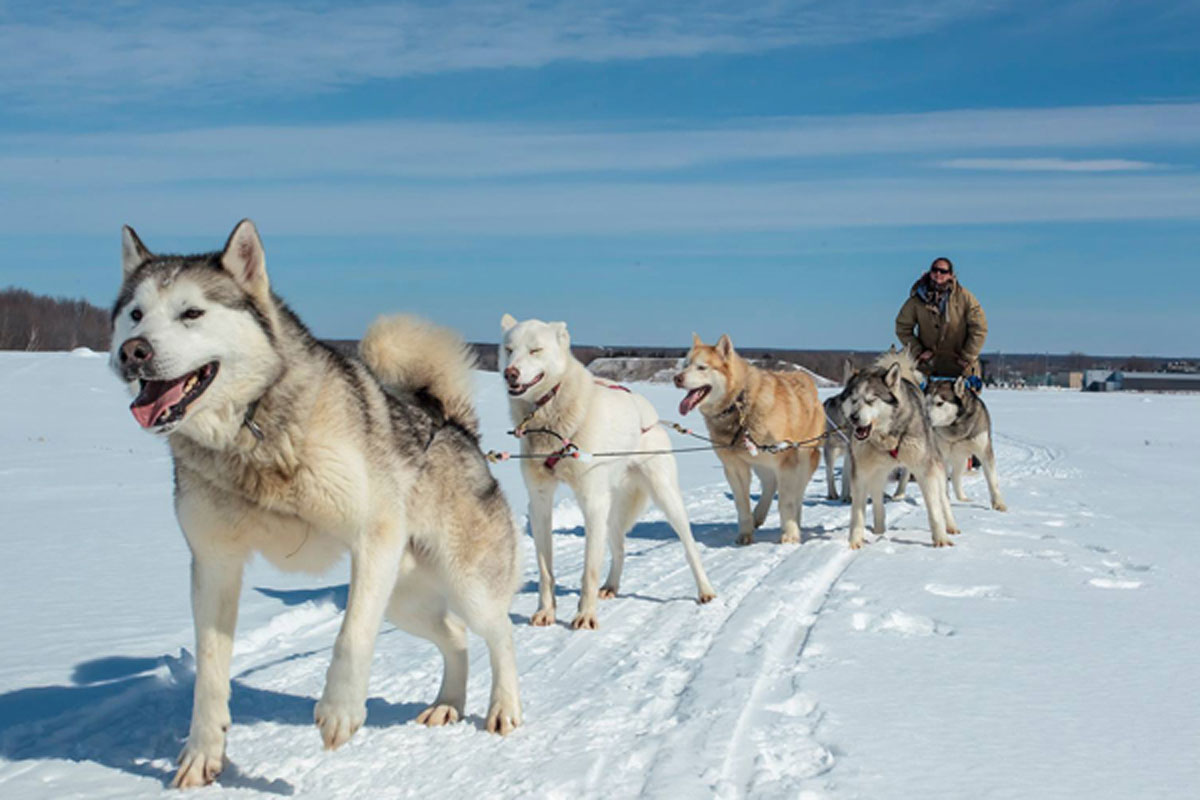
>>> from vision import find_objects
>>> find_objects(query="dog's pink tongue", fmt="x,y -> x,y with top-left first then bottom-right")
679,388 -> 703,416
130,379 -> 187,428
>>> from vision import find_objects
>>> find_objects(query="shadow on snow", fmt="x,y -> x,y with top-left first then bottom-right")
0,636 -> 430,792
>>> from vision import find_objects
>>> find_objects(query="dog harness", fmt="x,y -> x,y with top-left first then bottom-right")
541,381 -> 646,470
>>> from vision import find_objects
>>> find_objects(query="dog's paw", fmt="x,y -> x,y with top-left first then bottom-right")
779,529 -> 800,545
697,586 -> 717,604
172,742 -> 225,789
314,697 -> 366,750
486,698 -> 522,736
848,533 -> 865,550
992,499 -> 1008,512
598,585 -> 618,600
946,522 -> 961,535
826,490 -> 839,501
955,492 -> 970,502
530,607 -> 556,626
570,611 -> 599,630
415,704 -> 460,727
932,537 -> 955,548
735,532 -> 755,546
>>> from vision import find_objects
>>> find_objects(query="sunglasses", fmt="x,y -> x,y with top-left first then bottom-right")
930,266 -> 952,275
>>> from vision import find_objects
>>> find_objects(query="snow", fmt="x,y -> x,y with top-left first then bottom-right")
1,351 -> 1198,798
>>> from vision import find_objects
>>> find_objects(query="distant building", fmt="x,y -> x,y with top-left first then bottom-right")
1083,370 -> 1118,392
1113,372 -> 1200,392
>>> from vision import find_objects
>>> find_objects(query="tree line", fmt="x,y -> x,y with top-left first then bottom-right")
0,288 -> 111,351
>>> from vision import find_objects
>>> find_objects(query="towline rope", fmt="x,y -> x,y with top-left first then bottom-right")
484,418 -> 847,466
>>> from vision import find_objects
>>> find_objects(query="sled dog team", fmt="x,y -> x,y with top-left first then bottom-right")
108,221 -> 1004,787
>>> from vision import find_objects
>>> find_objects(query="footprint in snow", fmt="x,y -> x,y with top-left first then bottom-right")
1088,577 -> 1142,590
852,610 -> 953,637
924,583 -> 1005,599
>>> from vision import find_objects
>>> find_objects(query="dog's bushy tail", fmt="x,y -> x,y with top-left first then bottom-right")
874,344 -> 923,386
360,314 -> 480,436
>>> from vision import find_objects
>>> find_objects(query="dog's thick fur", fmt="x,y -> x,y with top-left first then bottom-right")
838,348 -> 959,549
110,221 -> 522,788
675,334 -> 824,545
926,377 -> 1007,511
500,314 -> 715,630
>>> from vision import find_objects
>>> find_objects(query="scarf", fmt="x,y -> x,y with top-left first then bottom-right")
912,273 -> 955,318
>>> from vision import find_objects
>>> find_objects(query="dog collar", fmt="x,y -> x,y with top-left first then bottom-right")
243,398 -> 265,441
717,391 -> 746,418
534,383 -> 561,408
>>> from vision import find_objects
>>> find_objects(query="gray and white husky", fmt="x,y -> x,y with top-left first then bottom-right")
109,220 -> 522,788
838,349 -> 959,549
926,377 -> 1007,511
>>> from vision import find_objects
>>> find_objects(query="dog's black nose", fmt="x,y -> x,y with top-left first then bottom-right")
120,337 -> 154,366
503,366 -> 519,385
673,373 -> 685,388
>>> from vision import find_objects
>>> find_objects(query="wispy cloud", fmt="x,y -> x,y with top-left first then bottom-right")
1,103 -> 1197,184
7,175 -> 1200,236
0,1 -> 998,107
939,157 -> 1166,172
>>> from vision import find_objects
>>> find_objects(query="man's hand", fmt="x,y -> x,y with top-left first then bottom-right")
918,350 -> 934,363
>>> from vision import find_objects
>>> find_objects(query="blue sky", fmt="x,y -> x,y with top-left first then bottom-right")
2,1 -> 1198,355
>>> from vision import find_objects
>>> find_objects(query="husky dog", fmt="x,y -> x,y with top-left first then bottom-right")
839,349 -> 960,549
675,334 -> 824,545
110,221 -> 522,788
822,359 -> 859,502
926,377 -> 1007,511
822,395 -> 851,502
499,314 -> 715,630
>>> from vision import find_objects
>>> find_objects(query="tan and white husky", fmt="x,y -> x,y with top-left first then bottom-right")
675,334 -> 824,545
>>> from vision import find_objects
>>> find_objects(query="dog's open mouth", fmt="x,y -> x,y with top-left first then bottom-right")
507,372 -> 544,397
854,424 -> 872,441
679,385 -> 710,415
130,362 -> 219,429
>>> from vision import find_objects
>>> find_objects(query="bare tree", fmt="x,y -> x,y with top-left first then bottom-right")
0,287 -> 111,352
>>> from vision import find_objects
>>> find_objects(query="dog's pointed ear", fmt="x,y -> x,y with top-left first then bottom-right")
501,313 -> 517,332
691,332 -> 703,349
552,321 -> 570,347
953,375 -> 967,399
220,219 -> 269,299
842,358 -> 856,385
715,333 -> 734,358
121,225 -> 153,278
884,361 -> 902,390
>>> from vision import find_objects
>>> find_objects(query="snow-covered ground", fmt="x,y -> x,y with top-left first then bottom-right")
1,350 -> 1197,799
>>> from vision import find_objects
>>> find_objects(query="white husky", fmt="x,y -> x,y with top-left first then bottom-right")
499,314 -> 716,629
